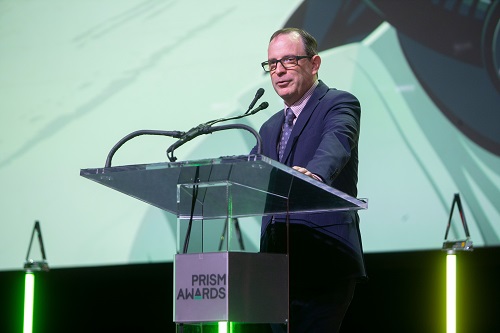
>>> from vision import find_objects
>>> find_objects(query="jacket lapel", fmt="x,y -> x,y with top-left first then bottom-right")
280,81 -> 328,163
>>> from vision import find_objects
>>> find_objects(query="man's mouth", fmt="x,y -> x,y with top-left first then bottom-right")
275,80 -> 290,87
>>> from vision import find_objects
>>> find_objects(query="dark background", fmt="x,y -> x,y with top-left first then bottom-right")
2,246 -> 499,333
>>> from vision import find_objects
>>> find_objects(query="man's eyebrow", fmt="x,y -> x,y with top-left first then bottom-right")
268,55 -> 295,61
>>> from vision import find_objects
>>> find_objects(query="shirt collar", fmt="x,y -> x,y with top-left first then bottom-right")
283,80 -> 319,118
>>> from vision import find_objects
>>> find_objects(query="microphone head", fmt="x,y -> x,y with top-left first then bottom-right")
256,88 -> 265,98
249,101 -> 269,115
245,88 -> 266,114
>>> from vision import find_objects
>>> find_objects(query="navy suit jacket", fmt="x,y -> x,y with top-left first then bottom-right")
251,80 -> 366,279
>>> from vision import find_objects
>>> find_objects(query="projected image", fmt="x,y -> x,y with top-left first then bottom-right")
1,0 -> 499,270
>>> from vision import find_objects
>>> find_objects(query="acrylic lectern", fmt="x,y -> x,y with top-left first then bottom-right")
80,154 -> 367,332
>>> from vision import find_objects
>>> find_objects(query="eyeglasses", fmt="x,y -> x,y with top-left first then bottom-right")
261,55 -> 312,72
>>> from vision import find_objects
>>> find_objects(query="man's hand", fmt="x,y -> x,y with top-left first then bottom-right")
292,166 -> 323,182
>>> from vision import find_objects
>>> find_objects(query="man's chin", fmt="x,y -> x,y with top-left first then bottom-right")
275,87 -> 292,100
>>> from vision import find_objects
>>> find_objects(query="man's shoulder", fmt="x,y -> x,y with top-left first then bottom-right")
316,80 -> 357,97
319,86 -> 360,105
309,83 -> 361,115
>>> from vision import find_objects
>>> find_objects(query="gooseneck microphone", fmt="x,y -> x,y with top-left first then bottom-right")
102,89 -> 268,167
166,89 -> 269,162
245,88 -> 265,114
247,101 -> 269,115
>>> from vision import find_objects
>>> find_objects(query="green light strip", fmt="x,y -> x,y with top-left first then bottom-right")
218,321 -> 227,333
23,272 -> 35,333
446,254 -> 456,333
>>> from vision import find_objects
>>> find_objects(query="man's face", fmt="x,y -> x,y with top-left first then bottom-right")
267,32 -> 318,105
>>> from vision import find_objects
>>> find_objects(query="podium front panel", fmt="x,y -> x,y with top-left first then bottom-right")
174,252 -> 288,324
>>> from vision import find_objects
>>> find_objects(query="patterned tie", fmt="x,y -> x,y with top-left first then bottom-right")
278,108 -> 295,161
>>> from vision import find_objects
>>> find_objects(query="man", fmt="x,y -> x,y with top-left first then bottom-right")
250,27 -> 366,333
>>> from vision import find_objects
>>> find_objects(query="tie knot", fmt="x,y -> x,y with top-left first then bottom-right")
285,108 -> 295,126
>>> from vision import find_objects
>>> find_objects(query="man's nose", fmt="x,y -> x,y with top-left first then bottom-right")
275,61 -> 287,73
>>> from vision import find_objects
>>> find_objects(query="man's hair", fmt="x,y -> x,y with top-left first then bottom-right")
270,28 -> 318,56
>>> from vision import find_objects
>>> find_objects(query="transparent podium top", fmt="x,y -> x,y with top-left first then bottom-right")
80,154 -> 367,219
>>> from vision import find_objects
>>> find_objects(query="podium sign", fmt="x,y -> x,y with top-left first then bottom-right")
174,252 -> 288,323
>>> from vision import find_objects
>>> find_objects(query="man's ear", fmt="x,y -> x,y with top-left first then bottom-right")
311,54 -> 321,75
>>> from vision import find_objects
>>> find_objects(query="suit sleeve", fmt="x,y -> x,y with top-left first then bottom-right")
306,91 -> 361,186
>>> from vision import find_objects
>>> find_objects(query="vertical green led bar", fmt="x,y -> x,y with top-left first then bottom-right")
446,253 -> 456,333
23,221 -> 50,333
218,321 -> 227,333
23,272 -> 35,333
218,321 -> 237,333
442,193 -> 472,333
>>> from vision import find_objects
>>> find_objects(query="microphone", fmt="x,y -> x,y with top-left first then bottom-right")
247,101 -> 269,115
245,88 -> 265,114
166,92 -> 269,162
174,102 -> 268,147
